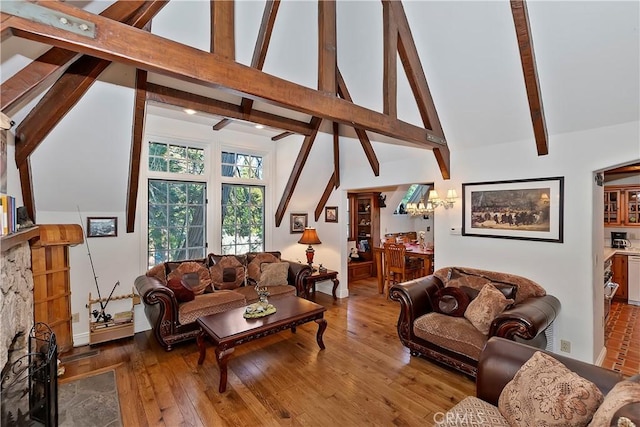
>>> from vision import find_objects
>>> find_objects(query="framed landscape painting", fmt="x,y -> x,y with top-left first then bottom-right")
87,217 -> 118,238
462,177 -> 564,243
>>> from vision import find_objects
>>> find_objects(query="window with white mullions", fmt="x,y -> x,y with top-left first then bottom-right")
148,179 -> 207,267
221,150 -> 265,255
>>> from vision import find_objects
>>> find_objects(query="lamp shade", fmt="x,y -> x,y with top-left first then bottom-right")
298,227 -> 322,245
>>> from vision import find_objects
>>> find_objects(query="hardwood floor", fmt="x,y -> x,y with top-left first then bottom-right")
59,278 -> 474,426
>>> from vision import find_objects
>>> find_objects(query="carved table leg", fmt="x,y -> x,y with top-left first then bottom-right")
315,318 -> 327,350
197,331 -> 207,365
215,346 -> 235,393
331,278 -> 340,300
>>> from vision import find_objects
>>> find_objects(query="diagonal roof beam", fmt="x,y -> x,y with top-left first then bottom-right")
1,1 -> 449,163
146,83 -> 315,136
510,0 -> 548,156
386,0 -> 450,179
127,68 -> 148,233
1,1 -> 149,115
241,0 -> 280,114
18,159 -> 35,224
314,172 -> 337,222
271,131 -> 294,141
275,117 -> 323,227
13,1 -> 168,166
337,69 -> 380,177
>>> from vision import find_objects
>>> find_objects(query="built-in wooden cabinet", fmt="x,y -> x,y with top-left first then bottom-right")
612,254 -> 628,302
348,192 -> 380,279
605,185 -> 640,226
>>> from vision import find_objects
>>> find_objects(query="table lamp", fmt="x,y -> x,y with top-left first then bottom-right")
298,227 -> 322,269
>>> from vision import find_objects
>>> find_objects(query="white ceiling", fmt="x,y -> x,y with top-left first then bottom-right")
2,0 -> 639,152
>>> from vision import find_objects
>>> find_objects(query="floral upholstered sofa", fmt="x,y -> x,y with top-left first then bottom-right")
134,251 -> 312,350
389,266 -> 561,377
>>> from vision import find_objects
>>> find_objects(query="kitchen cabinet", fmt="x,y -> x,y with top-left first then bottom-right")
612,254 -> 628,302
605,185 -> 640,227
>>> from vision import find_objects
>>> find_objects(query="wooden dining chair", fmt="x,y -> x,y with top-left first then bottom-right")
383,243 -> 422,297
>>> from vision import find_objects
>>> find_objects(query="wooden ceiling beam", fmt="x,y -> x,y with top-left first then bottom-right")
271,131 -> 294,141
146,83 -> 315,136
1,1 -> 150,115
211,0 -> 234,59
18,159 -> 35,224
2,1 -> 448,159
212,118 -> 232,131
382,1 -> 397,118
275,117 -> 322,227
511,0 -> 548,156
337,69 -> 380,177
318,0 -> 336,95
127,68 -> 148,233
241,0 -> 280,114
333,121 -> 340,188
14,1 -> 167,166
387,0 -> 450,179
315,172 -> 336,222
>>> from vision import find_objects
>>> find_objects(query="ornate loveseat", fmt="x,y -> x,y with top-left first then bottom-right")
135,251 -> 312,350
389,266 -> 561,377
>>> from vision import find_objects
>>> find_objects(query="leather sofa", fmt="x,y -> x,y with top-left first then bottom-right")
389,266 -> 561,377
135,251 -> 312,350
441,337 -> 639,426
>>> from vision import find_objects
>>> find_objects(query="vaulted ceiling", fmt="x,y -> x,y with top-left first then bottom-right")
2,0 -> 638,229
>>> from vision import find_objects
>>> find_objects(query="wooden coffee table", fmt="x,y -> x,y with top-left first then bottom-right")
196,295 -> 327,392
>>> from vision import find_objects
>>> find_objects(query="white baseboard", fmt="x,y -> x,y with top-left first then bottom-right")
596,346 -> 607,366
73,331 -> 90,347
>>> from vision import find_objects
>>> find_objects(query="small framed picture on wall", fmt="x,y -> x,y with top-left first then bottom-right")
325,206 -> 338,223
87,217 -> 118,238
290,213 -> 308,233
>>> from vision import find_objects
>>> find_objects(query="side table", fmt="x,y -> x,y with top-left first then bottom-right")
304,269 -> 339,300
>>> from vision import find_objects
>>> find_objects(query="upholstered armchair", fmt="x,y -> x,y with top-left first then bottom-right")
389,266 -> 561,377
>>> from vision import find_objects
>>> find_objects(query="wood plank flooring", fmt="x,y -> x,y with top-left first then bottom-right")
59,278 -> 475,426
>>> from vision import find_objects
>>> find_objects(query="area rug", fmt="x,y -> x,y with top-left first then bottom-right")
58,370 -> 122,427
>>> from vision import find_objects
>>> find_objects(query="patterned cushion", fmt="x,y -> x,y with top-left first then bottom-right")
464,284 -> 514,335
209,256 -> 246,290
166,277 -> 195,303
439,396 -> 510,426
498,351 -> 604,427
247,252 -> 280,282
146,263 -> 166,283
258,262 -> 289,287
588,375 -> 640,426
177,291 -> 246,324
435,266 -> 545,304
432,287 -> 471,317
166,261 -> 211,295
414,313 -> 487,361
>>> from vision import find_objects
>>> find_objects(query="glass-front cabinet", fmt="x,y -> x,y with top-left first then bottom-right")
605,186 -> 640,227
604,189 -> 621,226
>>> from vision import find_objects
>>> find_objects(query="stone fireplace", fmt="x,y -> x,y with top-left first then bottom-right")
1,237 -> 38,424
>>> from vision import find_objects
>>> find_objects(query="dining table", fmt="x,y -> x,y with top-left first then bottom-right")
372,244 -> 434,294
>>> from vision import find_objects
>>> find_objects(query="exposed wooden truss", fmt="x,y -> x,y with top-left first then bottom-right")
511,0 -> 548,155
1,0 -> 454,230
128,68 -> 148,233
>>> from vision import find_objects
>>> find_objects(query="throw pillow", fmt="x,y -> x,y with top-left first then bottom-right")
166,261 -> 211,295
464,283 -> 514,335
146,263 -> 166,283
166,277 -> 195,302
588,375 -> 640,426
209,256 -> 246,290
247,252 -> 280,282
258,262 -> 290,287
432,287 -> 471,317
498,351 -> 604,427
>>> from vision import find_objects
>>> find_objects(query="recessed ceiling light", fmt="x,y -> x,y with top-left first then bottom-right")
184,109 -> 196,115
255,124 -> 265,129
